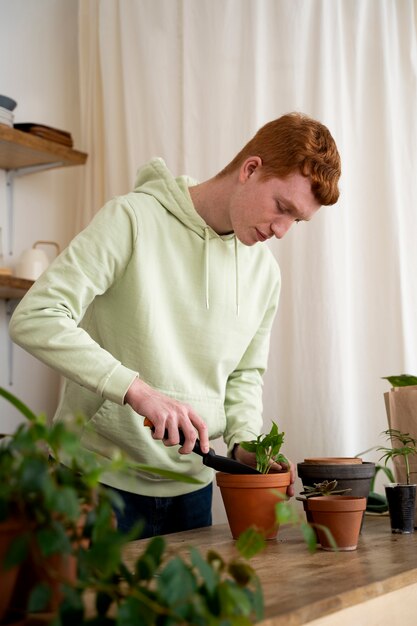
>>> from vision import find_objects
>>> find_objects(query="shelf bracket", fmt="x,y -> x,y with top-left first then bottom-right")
5,298 -> 20,386
5,162 -> 65,255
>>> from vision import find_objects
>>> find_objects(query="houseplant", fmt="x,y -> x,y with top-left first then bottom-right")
303,495 -> 367,551
378,428 -> 417,533
383,373 -> 417,525
0,386 -> 265,625
216,421 -> 291,539
296,480 -> 365,551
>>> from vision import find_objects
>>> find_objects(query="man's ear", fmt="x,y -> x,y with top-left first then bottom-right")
239,156 -> 263,182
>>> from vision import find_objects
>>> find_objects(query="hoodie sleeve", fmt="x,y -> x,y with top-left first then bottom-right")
223,272 -> 280,452
9,199 -> 139,405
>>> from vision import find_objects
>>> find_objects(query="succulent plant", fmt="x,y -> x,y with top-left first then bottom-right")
297,479 -> 352,499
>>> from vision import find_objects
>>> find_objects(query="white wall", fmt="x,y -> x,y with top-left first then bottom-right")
0,0 -> 84,431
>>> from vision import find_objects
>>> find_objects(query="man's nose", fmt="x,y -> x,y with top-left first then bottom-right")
271,217 -> 294,239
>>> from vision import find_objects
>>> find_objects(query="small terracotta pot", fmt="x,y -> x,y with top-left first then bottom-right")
307,496 -> 367,551
216,471 -> 291,539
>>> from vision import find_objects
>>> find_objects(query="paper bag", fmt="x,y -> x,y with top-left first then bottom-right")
384,386 -> 417,523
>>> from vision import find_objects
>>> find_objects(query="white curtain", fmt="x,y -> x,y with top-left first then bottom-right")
77,0 -> 417,515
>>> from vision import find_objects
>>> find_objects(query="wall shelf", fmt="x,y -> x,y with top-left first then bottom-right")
0,124 -> 87,170
0,123 -> 88,256
0,275 -> 34,299
0,124 -> 88,385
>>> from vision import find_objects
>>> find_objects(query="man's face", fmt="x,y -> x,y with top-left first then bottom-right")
229,157 -> 321,246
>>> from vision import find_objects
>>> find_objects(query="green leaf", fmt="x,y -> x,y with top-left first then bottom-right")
58,585 -> 86,626
206,549 -> 225,572
0,386 -> 38,421
116,596 -> 151,626
190,546 -> 219,595
4,532 -> 30,568
218,581 -> 251,617
28,583 -> 52,612
235,527 -> 266,559
239,440 -> 258,453
20,456 -> 50,492
227,562 -> 254,586
382,374 -> 417,387
158,557 -> 197,606
48,485 -> 80,520
251,575 -> 265,620
36,523 -> 72,556
300,522 -> 318,553
316,523 -> 338,550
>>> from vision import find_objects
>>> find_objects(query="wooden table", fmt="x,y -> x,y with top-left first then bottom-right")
124,514 -> 417,625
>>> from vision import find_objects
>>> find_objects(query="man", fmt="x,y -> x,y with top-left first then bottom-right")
9,112 -> 341,537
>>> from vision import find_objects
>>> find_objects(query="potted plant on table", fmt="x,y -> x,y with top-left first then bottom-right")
0,386 -> 265,625
378,428 -> 417,534
296,480 -> 366,551
216,421 -> 291,540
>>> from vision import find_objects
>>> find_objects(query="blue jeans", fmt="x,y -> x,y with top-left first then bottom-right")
107,483 -> 213,539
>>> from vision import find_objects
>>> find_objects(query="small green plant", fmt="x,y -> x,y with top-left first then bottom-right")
297,480 -> 351,499
378,428 -> 417,485
240,421 -> 288,474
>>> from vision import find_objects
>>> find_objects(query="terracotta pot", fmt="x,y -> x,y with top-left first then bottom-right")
0,518 -> 26,621
307,496 -> 367,551
10,511 -> 89,615
216,471 -> 291,539
11,546 -> 78,615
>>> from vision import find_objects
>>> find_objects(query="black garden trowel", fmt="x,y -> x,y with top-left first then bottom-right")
144,418 -> 260,474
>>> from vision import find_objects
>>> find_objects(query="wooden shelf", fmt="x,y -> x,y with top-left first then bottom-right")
0,124 -> 87,171
0,274 -> 34,299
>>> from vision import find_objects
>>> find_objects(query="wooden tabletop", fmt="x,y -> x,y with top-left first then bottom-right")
124,515 -> 417,625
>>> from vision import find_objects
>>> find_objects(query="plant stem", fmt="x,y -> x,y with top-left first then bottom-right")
405,455 -> 411,485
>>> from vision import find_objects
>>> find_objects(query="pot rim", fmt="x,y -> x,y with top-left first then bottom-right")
307,495 -> 367,512
384,482 -> 417,488
216,470 -> 290,489
303,457 -> 362,464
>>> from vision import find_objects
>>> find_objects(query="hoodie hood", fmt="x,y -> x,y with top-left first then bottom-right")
134,158 -> 239,312
134,157 -> 217,240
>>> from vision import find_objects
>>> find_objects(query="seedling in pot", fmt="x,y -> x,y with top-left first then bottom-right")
297,480 -> 352,500
240,421 -> 288,474
378,429 -> 417,485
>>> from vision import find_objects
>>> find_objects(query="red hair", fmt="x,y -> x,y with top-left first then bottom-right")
218,112 -> 341,205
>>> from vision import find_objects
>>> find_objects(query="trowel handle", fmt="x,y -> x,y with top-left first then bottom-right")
143,418 -> 204,456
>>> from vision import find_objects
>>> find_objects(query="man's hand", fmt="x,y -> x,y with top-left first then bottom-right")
124,378 -> 209,454
233,444 -> 295,497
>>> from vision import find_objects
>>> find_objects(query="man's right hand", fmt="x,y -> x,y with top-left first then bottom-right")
124,378 -> 209,454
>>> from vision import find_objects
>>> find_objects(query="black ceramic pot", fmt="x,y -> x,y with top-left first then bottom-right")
385,483 -> 416,534
297,460 -> 376,499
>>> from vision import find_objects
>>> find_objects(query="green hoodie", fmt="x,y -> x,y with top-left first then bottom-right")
9,158 -> 280,496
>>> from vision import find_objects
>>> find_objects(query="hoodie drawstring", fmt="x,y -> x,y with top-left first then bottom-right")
234,236 -> 240,316
203,227 -> 240,316
204,227 -> 210,310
